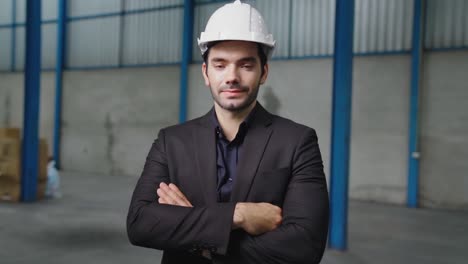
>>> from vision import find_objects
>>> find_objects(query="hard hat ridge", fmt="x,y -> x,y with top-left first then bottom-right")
198,0 -> 276,59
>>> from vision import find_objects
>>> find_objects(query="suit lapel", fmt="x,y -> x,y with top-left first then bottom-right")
193,111 -> 218,204
231,104 -> 273,202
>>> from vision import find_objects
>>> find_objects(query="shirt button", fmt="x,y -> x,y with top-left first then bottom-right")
228,178 -> 233,181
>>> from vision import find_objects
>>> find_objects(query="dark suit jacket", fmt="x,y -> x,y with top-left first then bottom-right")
127,103 -> 329,264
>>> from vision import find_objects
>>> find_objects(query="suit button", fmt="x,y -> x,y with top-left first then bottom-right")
189,244 -> 200,252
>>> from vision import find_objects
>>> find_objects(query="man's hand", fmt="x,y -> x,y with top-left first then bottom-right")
233,202 -> 282,236
157,182 -> 193,207
157,183 -> 282,236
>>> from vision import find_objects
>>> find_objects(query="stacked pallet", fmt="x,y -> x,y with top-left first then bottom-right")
0,128 -> 48,202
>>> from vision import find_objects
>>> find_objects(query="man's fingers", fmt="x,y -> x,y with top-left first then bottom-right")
162,183 -> 190,206
157,187 -> 177,205
159,183 -> 191,207
168,183 -> 184,197
158,197 -> 168,204
168,183 -> 192,206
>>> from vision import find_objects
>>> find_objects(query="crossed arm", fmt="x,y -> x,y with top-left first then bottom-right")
157,182 -> 282,236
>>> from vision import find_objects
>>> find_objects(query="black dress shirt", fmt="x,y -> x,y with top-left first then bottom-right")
212,105 -> 257,202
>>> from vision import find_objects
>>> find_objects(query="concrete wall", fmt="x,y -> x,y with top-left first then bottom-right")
1,51 -> 467,210
0,72 -> 56,154
350,55 -> 411,204
420,51 -> 468,209
60,67 -> 180,176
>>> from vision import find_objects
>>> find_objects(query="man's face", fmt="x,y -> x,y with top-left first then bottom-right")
202,41 -> 268,112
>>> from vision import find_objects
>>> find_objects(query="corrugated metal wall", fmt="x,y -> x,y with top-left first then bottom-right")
67,0 -> 120,67
67,17 -> 121,67
121,7 -> 183,65
288,0 -> 335,57
42,0 -> 58,69
0,1 -> 12,23
66,0 -> 183,68
0,28 -> 11,70
0,0 -> 467,71
0,0 -> 12,69
14,0 -> 25,71
125,0 -> 184,10
425,0 -> 468,49
0,0 -> 58,71
354,0 -> 414,54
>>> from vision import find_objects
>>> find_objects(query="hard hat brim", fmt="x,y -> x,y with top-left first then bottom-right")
198,32 -> 276,58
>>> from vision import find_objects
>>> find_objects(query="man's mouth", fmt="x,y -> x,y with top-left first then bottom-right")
223,89 -> 244,93
221,86 -> 248,95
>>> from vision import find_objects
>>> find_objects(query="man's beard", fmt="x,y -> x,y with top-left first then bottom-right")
210,83 -> 260,112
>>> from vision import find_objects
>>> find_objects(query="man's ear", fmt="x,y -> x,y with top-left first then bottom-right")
260,63 -> 269,85
202,63 -> 210,87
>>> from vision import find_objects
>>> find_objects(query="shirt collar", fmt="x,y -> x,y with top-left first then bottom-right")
211,102 -> 259,141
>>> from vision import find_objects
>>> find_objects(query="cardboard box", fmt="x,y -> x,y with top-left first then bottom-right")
39,139 -> 48,181
0,128 -> 21,140
0,138 -> 49,181
0,138 -> 21,160
0,180 -> 48,202
0,180 -> 21,202
0,158 -> 21,182
37,181 -> 47,200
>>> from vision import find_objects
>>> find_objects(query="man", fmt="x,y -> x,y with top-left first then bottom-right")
127,1 -> 329,263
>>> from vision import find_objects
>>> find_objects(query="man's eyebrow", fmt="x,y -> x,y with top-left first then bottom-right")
210,57 -> 258,63
210,58 -> 227,63
238,57 -> 257,63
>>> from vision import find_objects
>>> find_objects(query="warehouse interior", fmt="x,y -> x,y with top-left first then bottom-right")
0,0 -> 467,263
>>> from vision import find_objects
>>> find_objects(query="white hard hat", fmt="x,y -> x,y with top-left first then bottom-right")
198,0 -> 276,59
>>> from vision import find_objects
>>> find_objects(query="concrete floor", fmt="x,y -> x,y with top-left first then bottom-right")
1,171 -> 467,264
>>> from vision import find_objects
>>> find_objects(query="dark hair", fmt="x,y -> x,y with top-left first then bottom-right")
202,41 -> 268,76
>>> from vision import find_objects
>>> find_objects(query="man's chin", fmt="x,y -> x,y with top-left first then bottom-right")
220,104 -> 245,112
218,100 -> 255,112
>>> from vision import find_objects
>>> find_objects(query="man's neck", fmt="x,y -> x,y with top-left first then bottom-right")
214,102 -> 256,141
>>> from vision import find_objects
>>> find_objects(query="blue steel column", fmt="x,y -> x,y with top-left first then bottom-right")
407,0 -> 425,208
53,0 -> 67,168
21,0 -> 42,202
329,0 -> 355,250
118,0 -> 125,67
10,0 -> 16,71
179,0 -> 194,123
287,0 -> 293,58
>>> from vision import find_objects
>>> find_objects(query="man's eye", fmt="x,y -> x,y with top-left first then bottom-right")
241,64 -> 253,69
214,64 -> 224,68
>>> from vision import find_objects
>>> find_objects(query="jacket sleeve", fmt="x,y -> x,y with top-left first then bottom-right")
126,129 -> 236,255
238,128 -> 329,264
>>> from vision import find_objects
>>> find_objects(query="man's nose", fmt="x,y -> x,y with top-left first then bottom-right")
225,65 -> 239,85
